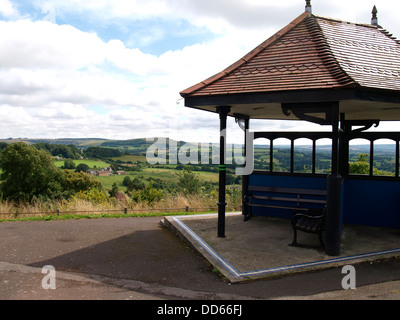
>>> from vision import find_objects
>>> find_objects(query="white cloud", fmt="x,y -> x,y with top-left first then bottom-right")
0,20 -> 105,70
1,0 -> 400,142
0,0 -> 18,18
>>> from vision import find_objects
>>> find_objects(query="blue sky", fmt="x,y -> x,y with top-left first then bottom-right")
10,0 -> 217,55
0,0 -> 400,143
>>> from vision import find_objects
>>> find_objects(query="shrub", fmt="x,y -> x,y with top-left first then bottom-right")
0,142 -> 64,202
73,187 -> 109,204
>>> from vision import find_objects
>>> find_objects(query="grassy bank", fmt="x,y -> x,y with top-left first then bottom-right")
0,191 -> 241,222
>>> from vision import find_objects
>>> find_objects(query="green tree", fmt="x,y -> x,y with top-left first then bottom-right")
109,182 -> 119,198
176,168 -> 201,195
0,142 -> 63,202
76,163 -> 90,173
122,175 -> 132,187
0,142 -> 8,153
126,177 -> 146,192
63,159 -> 76,170
349,154 -> 370,175
129,182 -> 163,205
61,170 -> 103,197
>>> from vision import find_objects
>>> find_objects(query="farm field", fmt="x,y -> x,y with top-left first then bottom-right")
95,167 -> 219,191
110,154 -> 147,163
54,159 -> 110,169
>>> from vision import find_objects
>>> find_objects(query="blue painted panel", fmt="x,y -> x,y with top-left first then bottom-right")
342,179 -> 400,228
248,173 -> 327,219
250,174 -> 327,189
248,173 -> 400,228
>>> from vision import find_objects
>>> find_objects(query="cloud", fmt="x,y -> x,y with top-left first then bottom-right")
0,0 -> 19,18
0,16 -> 233,140
1,0 -> 400,142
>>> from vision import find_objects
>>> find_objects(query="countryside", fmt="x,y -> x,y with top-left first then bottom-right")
0,137 -> 397,221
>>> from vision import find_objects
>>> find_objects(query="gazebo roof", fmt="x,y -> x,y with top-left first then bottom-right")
181,11 -> 400,121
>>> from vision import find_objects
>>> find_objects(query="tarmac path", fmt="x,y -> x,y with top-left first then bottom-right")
0,217 -> 400,300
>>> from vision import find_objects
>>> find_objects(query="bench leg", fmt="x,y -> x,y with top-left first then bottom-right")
290,228 -> 298,247
319,232 -> 325,249
243,203 -> 253,221
243,215 -> 252,222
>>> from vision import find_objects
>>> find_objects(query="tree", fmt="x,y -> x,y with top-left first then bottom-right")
0,142 -> 63,202
61,170 -> 103,197
126,177 -> 145,192
109,183 -> 119,198
176,168 -> 201,195
122,176 -> 132,187
84,146 -> 121,158
349,154 -> 370,175
63,159 -> 76,170
76,163 -> 90,173
0,142 -> 7,153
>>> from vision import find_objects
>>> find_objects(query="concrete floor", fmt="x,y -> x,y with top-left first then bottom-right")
161,212 -> 400,283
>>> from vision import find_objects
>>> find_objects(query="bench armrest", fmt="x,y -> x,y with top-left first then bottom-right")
292,213 -> 325,220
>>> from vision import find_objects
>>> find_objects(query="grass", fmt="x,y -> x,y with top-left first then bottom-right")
0,211 -> 210,223
110,155 -> 147,163
0,192 -> 241,223
95,167 -> 219,191
95,174 -> 128,190
141,168 -> 218,183
54,159 -> 110,169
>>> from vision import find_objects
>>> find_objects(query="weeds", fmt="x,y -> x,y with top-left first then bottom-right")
0,190 -> 241,222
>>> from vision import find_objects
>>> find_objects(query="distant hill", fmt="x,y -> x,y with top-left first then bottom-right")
1,137 -> 397,174
0,138 -> 109,147
0,137 -> 190,151
1,137 -> 395,154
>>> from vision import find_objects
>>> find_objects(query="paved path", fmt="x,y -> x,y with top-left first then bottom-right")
0,217 -> 400,300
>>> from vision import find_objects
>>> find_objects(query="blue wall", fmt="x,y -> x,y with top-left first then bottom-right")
342,179 -> 400,228
249,173 -> 400,228
248,173 -> 327,219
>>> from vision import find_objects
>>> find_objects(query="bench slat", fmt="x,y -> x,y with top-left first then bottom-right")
248,203 -> 309,212
248,195 -> 326,205
245,184 -> 327,249
248,185 -> 327,196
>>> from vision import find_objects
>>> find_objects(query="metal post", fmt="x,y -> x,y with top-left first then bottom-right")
325,102 -> 343,256
339,113 -> 349,177
242,118 -> 250,220
217,106 -> 231,238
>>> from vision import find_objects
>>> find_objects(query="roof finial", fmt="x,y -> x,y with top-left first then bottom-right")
371,5 -> 378,26
305,0 -> 312,14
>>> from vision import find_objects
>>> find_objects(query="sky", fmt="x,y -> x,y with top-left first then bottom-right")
0,0 -> 400,144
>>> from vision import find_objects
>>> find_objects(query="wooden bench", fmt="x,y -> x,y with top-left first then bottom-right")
244,185 -> 327,248
291,208 -> 326,249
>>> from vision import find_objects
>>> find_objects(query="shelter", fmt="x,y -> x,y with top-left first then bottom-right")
180,1 -> 400,256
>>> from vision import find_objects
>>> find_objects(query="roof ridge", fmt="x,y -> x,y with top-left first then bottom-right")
310,15 -> 359,87
314,14 -> 377,29
377,28 -> 400,45
315,14 -> 400,45
180,11 -> 311,97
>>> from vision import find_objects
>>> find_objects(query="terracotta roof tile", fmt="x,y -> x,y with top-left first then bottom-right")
180,12 -> 400,98
317,17 -> 400,91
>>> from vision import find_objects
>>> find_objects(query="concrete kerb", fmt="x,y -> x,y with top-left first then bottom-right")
160,214 -> 237,283
160,213 -> 400,283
